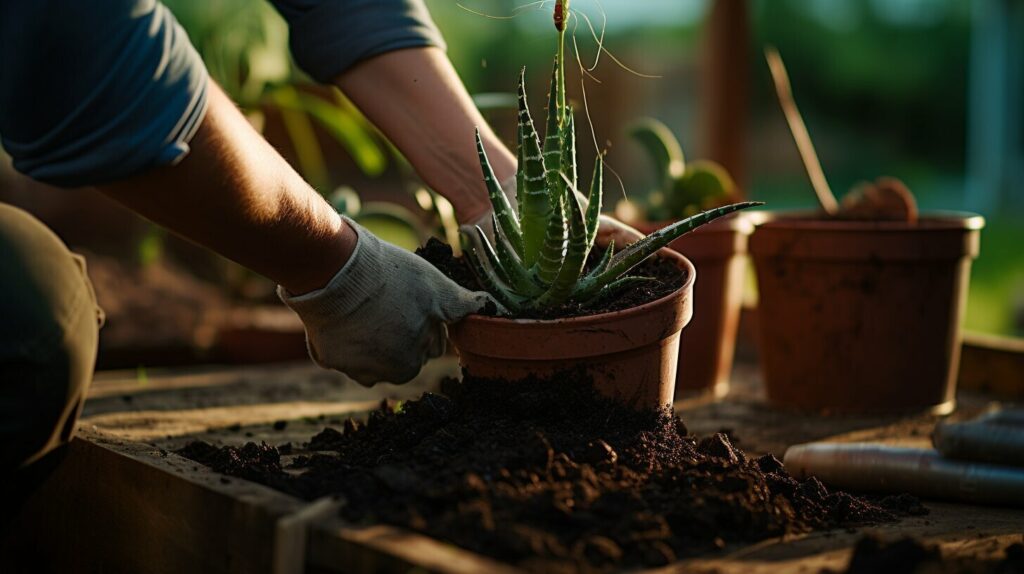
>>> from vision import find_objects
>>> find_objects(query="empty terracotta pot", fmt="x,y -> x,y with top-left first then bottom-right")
449,249 -> 695,410
632,215 -> 752,398
749,211 -> 984,414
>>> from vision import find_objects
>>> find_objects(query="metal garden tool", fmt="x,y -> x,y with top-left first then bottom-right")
932,409 -> 1024,467
783,409 -> 1024,507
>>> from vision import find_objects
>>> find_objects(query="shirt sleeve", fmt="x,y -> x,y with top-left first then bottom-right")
0,0 -> 208,188
269,0 -> 446,83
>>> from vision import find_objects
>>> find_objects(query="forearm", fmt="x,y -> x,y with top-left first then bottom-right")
334,47 -> 516,223
96,81 -> 355,295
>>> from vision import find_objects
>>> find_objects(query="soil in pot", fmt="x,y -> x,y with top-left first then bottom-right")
180,371 -> 922,573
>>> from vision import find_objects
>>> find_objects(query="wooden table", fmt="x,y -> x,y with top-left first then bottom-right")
4,359 -> 1021,573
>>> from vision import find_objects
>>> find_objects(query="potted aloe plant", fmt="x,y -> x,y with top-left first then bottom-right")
441,1 -> 761,409
615,118 -> 753,398
749,48 -> 984,413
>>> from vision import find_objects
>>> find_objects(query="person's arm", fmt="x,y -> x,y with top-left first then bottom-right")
98,79 -> 491,385
335,47 -> 516,224
97,82 -> 355,296
1,0 -> 491,385
268,0 -> 514,224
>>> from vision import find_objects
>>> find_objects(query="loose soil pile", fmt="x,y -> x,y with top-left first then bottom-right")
832,535 -> 1024,574
180,371 -> 921,573
416,238 -> 685,320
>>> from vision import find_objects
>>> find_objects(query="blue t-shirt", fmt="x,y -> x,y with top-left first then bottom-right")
0,0 -> 444,187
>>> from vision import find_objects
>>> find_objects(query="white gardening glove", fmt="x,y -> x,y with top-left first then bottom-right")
278,217 -> 495,386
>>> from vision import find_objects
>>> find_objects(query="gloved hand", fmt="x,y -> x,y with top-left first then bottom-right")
279,217 -> 495,386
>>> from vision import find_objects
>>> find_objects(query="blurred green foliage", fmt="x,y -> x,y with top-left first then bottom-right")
161,0 -> 1019,335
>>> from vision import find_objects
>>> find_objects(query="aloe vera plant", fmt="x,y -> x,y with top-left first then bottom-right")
630,117 -> 737,220
462,0 -> 761,314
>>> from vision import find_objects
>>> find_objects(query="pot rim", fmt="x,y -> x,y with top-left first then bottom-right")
747,209 -> 985,231
460,252 -> 697,327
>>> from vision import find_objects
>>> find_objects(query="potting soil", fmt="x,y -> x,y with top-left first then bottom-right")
416,238 -> 685,320
180,370 -> 921,573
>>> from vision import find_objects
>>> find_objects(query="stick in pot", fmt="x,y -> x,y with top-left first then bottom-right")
765,46 -> 918,222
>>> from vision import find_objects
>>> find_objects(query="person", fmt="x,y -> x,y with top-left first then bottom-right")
0,0 -> 640,474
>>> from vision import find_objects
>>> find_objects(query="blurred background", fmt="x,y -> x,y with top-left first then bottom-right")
1,0 -> 1021,369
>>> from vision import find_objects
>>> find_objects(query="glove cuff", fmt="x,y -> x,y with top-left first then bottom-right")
277,217 -> 386,328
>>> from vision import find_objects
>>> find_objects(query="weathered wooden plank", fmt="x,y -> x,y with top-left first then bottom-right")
665,503 -> 1024,573
308,519 -> 524,574
959,331 -> 1024,399
2,430 -> 310,574
83,400 -> 382,441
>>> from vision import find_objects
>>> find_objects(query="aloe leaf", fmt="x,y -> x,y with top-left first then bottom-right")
536,60 -> 569,285
516,68 -> 550,267
516,112 -> 526,225
474,129 -> 524,257
471,225 -> 514,286
581,239 -> 614,282
537,188 -> 567,285
580,276 -> 657,305
630,118 -> 685,190
491,215 -> 544,296
461,235 -> 525,313
584,157 -> 603,248
542,61 -> 566,192
561,107 -> 577,191
536,176 -> 590,306
587,202 -> 763,294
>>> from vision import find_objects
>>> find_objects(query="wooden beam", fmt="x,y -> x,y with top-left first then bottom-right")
701,0 -> 751,196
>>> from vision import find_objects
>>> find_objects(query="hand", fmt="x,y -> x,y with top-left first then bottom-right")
279,217 -> 495,386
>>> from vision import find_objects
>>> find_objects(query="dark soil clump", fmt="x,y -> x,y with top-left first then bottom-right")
415,238 -> 685,320
180,371 -> 912,573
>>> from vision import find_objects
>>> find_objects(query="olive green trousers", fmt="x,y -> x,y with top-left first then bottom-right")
0,203 -> 103,471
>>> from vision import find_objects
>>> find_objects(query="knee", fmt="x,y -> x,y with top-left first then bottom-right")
0,204 -> 103,470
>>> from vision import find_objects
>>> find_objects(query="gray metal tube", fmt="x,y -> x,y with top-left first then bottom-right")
932,410 -> 1024,467
783,443 -> 1024,507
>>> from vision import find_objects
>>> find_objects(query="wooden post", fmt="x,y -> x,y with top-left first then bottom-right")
701,0 -> 751,197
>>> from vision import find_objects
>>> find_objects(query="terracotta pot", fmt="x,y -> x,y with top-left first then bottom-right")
632,216 -> 752,398
749,211 -> 984,414
449,249 -> 695,410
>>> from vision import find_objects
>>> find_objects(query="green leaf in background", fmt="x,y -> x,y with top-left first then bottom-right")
289,90 -> 388,178
355,204 -> 426,252
137,225 -> 166,267
472,92 -> 518,111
